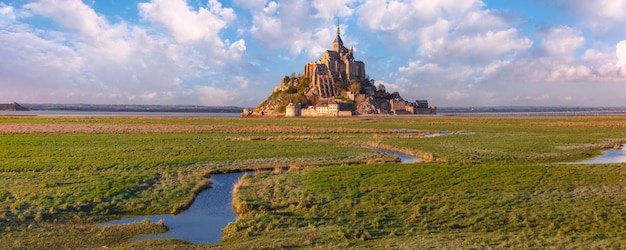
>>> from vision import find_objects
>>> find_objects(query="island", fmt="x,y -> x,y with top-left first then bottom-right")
245,24 -> 436,117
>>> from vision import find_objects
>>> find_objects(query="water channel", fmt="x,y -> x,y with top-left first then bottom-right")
99,147 -> 420,244
368,147 -> 421,163
99,171 -> 247,244
560,145 -> 626,164
100,139 -> 622,244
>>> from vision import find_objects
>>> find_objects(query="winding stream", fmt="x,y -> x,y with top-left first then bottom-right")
99,172 -> 246,244
99,147 -> 421,244
99,136 -> 621,245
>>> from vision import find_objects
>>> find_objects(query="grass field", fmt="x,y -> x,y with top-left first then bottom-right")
1,115 -> 625,248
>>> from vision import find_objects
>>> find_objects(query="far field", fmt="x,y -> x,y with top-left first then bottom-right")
0,115 -> 625,248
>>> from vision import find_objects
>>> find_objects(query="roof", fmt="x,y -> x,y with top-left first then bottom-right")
333,21 -> 343,45
333,34 -> 343,44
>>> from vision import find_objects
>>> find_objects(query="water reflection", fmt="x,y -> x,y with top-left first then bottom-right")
561,145 -> 626,164
99,172 -> 247,244
424,131 -> 475,137
368,147 -> 421,163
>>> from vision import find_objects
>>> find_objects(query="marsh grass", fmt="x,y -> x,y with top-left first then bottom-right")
1,219 -> 168,249
221,116 -> 626,248
2,116 -> 626,248
226,163 -> 626,248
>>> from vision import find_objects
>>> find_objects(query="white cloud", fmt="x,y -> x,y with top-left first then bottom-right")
233,75 -> 249,89
229,39 -> 247,54
473,47 -> 625,85
616,40 -> 626,67
138,0 -> 235,44
194,85 -> 235,106
369,0 -> 532,104
249,1 -> 282,48
539,26 -> 584,57
0,3 -> 16,24
0,0 -> 247,105
0,31 -> 82,91
369,1 -> 626,107
311,0 -> 355,19
25,0 -> 113,41
564,0 -> 626,33
357,0 -> 486,36
427,28 -> 532,65
356,0 -> 529,66
357,0 -> 413,31
247,0 -> 338,58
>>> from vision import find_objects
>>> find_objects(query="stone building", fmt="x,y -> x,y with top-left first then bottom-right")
303,24 -> 366,98
285,102 -> 302,117
315,103 -> 339,114
389,99 -> 437,114
390,99 -> 406,113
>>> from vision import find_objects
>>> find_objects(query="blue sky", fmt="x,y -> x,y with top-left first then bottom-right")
1,0 -> 626,107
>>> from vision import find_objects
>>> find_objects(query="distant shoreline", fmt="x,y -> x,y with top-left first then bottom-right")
0,110 -> 242,118
3,110 -> 625,118
14,103 -> 243,113
2,103 -> 626,117
437,106 -> 626,113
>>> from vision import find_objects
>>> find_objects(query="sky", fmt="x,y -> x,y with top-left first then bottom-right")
1,0 -> 626,107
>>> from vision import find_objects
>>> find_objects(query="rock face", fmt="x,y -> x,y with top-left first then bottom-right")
356,96 -> 391,115
254,24 -> 435,116
0,102 -> 28,111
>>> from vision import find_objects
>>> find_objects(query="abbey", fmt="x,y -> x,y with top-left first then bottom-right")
249,23 -> 436,117
304,25 -> 366,98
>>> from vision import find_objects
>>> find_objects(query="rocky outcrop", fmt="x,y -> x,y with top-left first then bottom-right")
0,102 -> 28,111
252,24 -> 435,117
356,96 -> 392,115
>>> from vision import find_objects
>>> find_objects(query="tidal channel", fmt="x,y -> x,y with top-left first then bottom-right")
369,147 -> 421,163
99,147 -> 419,244
99,171 -> 247,245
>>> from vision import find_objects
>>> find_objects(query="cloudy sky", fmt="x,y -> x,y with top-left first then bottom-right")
1,0 -> 626,107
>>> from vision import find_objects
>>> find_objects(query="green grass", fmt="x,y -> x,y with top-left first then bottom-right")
228,163 -> 626,248
1,115 -> 625,248
0,129 -> 385,224
1,219 -> 185,249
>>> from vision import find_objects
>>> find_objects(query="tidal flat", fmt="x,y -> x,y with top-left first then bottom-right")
1,115 -> 626,248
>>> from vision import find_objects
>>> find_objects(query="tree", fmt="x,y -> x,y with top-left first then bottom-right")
377,83 -> 386,93
333,81 -> 345,96
349,80 -> 361,94
286,86 -> 297,94
298,77 -> 310,94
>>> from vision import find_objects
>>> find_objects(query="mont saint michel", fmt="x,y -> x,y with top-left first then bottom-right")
247,24 -> 436,117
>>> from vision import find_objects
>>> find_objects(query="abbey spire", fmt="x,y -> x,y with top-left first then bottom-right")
332,20 -> 344,53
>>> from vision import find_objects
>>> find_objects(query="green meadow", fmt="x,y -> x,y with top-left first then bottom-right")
1,115 -> 625,248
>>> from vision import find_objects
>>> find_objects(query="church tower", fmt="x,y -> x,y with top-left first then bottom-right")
303,19 -> 366,98
332,21 -> 343,53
